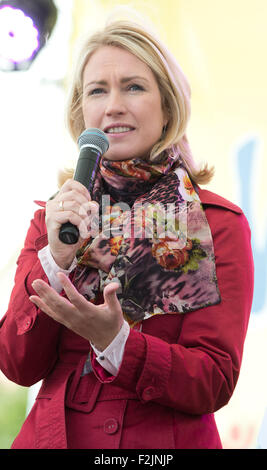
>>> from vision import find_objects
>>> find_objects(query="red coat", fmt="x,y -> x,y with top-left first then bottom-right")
0,188 -> 254,449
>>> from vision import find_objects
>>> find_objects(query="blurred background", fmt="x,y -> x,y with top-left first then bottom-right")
0,0 -> 266,449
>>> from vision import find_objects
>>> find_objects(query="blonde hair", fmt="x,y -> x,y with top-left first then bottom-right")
63,18 -> 214,186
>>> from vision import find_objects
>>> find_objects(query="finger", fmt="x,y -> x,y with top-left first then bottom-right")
53,198 -> 88,215
59,179 -> 91,200
78,200 -> 99,217
31,279 -> 53,294
51,211 -> 87,229
50,199 -> 99,233
46,199 -> 88,227
103,282 -> 121,310
31,279 -> 73,309
55,191 -> 91,208
78,204 -> 100,239
29,294 -> 76,331
46,211 -> 89,244
56,272 -> 91,309
30,280 -> 77,326
29,294 -> 58,318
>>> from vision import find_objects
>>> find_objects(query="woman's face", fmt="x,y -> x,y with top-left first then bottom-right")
82,45 -> 168,161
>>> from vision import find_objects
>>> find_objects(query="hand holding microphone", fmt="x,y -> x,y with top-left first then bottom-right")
59,128 -> 109,244
45,128 -> 109,269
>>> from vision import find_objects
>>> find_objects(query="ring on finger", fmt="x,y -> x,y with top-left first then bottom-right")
59,200 -> 64,211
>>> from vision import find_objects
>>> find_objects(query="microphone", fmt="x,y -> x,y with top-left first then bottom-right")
58,128 -> 109,244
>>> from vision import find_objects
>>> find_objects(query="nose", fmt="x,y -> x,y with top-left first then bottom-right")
105,89 -> 126,116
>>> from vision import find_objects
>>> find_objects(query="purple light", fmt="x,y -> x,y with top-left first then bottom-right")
0,6 -> 39,63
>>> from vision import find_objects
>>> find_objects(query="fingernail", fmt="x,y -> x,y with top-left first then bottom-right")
56,272 -> 65,281
32,280 -> 42,290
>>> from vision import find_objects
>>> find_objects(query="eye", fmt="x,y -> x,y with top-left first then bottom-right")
88,88 -> 105,96
128,83 -> 144,92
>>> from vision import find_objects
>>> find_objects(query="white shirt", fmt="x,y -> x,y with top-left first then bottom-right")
38,245 -> 130,375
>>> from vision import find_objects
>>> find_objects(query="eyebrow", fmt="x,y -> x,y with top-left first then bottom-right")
84,75 -> 149,89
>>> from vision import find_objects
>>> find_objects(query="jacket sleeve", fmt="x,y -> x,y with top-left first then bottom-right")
92,205 -> 254,415
0,208 -> 61,386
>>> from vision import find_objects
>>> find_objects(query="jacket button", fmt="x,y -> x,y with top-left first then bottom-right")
142,386 -> 155,401
104,418 -> 119,434
22,319 -> 31,331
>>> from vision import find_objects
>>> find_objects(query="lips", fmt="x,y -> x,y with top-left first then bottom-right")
104,124 -> 135,134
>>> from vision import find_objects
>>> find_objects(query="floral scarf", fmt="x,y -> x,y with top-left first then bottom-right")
73,150 -> 221,327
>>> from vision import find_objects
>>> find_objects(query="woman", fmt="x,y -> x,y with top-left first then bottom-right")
0,18 -> 254,449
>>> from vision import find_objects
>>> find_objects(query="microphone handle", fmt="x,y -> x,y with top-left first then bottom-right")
58,147 -> 101,245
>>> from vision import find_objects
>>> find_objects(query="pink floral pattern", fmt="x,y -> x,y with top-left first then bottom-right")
73,151 -> 221,325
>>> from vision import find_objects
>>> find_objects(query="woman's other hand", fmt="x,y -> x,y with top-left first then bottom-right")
29,273 -> 124,351
45,179 -> 99,269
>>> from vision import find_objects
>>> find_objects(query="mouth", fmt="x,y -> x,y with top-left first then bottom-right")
104,125 -> 135,134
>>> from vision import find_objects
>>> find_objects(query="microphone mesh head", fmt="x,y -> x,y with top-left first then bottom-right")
78,128 -> 109,155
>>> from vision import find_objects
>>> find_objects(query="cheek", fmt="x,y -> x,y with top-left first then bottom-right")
142,98 -> 165,129
82,102 -> 99,127
82,103 -> 89,124
145,111 -> 165,140
82,110 -> 91,127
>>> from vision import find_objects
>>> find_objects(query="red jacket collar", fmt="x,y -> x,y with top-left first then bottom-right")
197,187 -> 242,214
